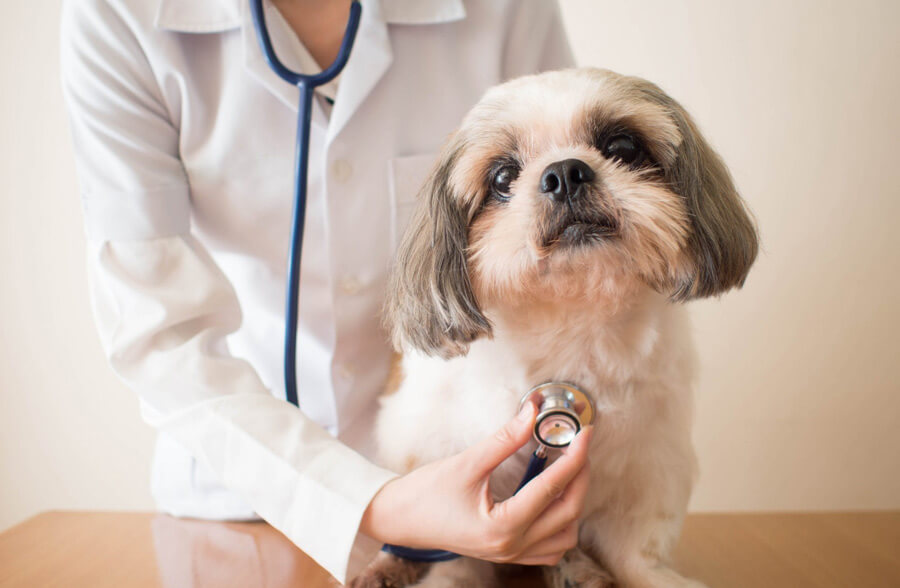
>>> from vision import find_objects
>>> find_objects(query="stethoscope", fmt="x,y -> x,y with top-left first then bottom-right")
248,0 -> 361,407
381,383 -> 597,562
248,0 -> 597,563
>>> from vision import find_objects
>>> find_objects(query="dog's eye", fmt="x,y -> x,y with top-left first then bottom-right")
603,134 -> 646,167
490,165 -> 519,201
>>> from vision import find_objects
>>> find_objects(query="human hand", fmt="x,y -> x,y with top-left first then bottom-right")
359,402 -> 593,566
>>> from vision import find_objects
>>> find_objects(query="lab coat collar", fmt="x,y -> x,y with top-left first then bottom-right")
157,0 -> 465,140
239,1 -> 326,121
235,0 -> 392,137
380,0 -> 466,25
155,0 -> 465,32
155,0 -> 242,32
324,0 -> 391,142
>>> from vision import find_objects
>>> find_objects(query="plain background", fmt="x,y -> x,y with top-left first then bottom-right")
1,0 -> 898,532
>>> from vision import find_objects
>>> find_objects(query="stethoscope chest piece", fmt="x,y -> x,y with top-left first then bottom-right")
519,382 -> 595,449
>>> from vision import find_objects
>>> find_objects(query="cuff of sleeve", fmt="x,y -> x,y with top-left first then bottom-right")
283,451 -> 398,584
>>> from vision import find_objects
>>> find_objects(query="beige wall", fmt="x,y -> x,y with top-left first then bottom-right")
1,0 -> 898,531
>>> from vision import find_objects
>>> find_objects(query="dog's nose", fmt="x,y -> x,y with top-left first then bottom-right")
539,159 -> 595,203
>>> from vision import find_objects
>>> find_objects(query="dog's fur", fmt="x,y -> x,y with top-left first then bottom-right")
358,68 -> 757,587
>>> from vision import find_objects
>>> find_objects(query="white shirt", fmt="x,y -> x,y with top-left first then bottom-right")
60,0 -> 573,582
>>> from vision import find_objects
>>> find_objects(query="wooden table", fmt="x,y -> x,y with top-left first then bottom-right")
1,511 -> 898,587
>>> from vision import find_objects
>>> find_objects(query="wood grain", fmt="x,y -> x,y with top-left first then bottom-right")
1,511 -> 898,587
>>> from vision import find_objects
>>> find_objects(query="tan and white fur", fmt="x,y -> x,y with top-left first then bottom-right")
361,68 -> 757,587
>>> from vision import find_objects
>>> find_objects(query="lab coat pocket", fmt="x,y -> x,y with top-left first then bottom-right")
387,152 -> 437,252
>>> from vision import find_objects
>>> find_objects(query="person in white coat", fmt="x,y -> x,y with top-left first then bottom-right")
60,0 -> 588,583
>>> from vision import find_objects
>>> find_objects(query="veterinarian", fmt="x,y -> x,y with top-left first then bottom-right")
60,0 -> 588,583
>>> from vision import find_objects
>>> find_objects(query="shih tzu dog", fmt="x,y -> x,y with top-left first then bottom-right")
361,68 -> 757,587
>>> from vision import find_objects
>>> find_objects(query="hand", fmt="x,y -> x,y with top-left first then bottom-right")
359,402 -> 593,566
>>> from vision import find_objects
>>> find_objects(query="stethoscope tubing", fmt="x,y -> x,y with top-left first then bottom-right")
249,0 -> 362,407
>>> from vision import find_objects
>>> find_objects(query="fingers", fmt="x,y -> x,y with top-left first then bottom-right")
518,459 -> 590,545
513,522 -> 579,566
463,402 -> 536,479
501,425 -> 593,527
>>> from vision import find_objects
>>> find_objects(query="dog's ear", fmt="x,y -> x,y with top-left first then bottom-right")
649,90 -> 759,300
385,138 -> 492,359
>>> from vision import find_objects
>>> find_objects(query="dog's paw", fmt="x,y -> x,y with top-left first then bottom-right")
347,552 -> 429,588
411,558 -> 497,588
543,549 -> 614,588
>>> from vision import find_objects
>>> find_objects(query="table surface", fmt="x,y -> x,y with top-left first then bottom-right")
1,511 -> 898,587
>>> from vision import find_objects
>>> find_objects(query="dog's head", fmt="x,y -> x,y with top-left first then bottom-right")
387,68 -> 758,358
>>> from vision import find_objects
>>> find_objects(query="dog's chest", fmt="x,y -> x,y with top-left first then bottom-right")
375,340 -> 614,475
375,300 -> 688,476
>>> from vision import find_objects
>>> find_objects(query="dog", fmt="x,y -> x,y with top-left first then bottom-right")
360,67 -> 757,587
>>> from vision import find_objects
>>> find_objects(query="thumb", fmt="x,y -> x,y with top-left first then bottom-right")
464,401 -> 536,479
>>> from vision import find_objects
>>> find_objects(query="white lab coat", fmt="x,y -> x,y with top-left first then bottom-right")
60,0 -> 574,582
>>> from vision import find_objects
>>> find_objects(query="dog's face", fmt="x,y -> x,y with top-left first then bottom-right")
388,68 -> 758,358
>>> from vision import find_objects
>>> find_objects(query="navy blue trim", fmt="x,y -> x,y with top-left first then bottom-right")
381,544 -> 461,562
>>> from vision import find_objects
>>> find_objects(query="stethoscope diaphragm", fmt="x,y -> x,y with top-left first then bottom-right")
519,382 -> 596,449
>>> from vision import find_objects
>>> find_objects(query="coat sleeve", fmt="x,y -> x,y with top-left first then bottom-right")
501,0 -> 576,79
60,0 -> 396,582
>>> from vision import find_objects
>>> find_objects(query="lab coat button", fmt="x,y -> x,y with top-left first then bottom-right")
332,159 -> 353,183
340,276 -> 362,295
